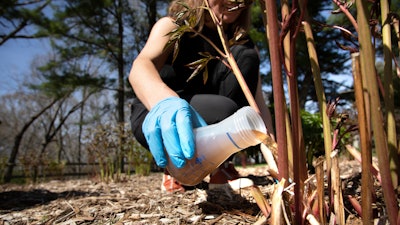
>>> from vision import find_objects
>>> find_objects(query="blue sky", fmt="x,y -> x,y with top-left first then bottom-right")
0,38 -> 50,96
0,36 -> 353,104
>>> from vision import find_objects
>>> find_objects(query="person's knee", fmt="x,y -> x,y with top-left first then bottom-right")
130,99 -> 150,149
190,94 -> 239,124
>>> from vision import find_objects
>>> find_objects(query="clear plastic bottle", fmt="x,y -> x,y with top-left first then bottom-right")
166,106 -> 267,186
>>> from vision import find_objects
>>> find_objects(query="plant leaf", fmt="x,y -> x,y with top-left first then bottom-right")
185,52 -> 215,83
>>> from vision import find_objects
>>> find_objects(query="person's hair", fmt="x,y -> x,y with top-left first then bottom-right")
168,0 -> 252,34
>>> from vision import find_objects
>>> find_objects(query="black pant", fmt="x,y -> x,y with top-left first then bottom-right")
130,44 -> 259,149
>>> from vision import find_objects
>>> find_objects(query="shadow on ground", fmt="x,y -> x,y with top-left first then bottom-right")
197,175 -> 274,215
0,189 -> 95,212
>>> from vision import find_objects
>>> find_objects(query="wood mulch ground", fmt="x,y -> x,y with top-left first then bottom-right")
0,161 -> 395,224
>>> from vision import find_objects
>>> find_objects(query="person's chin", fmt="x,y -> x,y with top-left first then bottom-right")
222,17 -> 239,25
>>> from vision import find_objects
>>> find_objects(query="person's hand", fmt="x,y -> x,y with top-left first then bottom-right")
142,97 -> 207,168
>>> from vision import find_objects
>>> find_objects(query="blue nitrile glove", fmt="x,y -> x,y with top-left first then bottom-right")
142,97 -> 207,168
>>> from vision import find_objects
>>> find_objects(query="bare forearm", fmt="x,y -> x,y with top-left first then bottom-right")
129,58 -> 178,110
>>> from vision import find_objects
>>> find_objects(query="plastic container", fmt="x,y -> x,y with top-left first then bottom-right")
166,106 -> 267,186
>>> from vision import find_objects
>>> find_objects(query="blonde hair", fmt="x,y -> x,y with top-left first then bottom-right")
168,0 -> 252,34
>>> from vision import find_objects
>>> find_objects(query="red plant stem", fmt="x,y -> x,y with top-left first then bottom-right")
347,195 -> 362,217
287,1 -> 306,223
264,0 -> 289,181
331,0 -> 359,32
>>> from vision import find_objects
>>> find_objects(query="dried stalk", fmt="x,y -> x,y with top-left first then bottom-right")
203,0 -> 258,113
285,110 -> 294,178
254,216 -> 268,225
306,214 -> 320,225
355,0 -> 399,224
251,185 -> 271,218
260,141 -> 278,174
331,150 -> 344,225
351,52 -> 373,224
315,157 -> 326,224
202,1 -> 280,177
345,144 -> 380,183
270,179 -> 286,224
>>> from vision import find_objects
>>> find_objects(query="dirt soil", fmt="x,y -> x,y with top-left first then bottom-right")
0,161 -> 395,225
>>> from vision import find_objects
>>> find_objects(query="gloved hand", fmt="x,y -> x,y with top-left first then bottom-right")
142,97 -> 207,168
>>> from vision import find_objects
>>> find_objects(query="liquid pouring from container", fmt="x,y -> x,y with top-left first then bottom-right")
166,106 -> 270,186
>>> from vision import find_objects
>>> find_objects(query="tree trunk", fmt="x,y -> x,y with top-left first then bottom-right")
4,99 -> 58,182
117,0 -> 126,173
